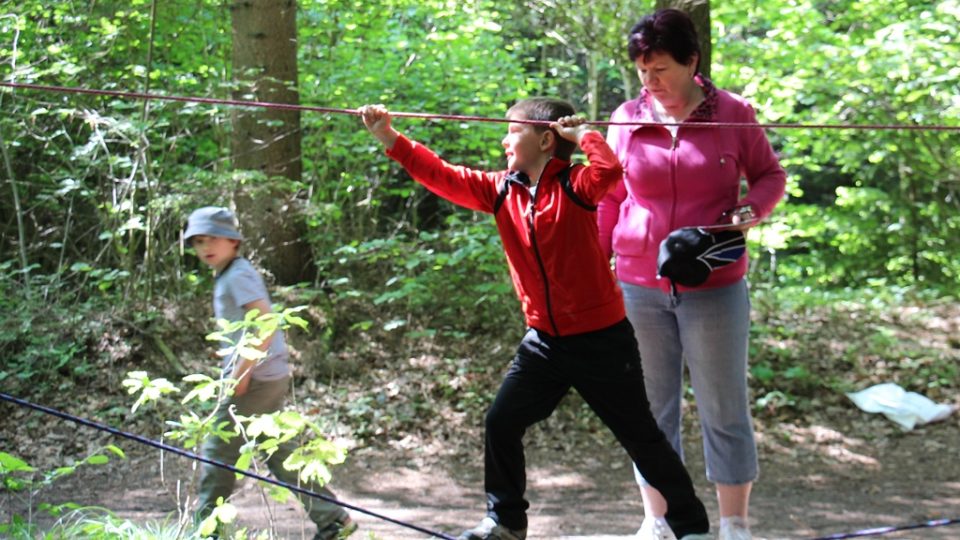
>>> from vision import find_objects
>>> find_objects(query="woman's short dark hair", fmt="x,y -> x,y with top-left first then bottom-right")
507,97 -> 577,161
627,8 -> 701,72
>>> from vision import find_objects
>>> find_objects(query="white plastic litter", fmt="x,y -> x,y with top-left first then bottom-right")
847,382 -> 957,430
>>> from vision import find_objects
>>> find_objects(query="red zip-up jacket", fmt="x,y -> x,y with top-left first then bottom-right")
386,131 -> 625,336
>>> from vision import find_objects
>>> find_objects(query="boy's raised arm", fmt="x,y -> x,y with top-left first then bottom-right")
553,115 -> 624,204
358,103 -> 501,214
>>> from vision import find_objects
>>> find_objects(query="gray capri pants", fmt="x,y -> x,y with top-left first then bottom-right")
620,279 -> 758,485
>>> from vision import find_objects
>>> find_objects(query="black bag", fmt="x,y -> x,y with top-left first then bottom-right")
657,227 -> 746,287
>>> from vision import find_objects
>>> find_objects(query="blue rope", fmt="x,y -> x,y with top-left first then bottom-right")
0,391 -> 457,540
810,517 -> 960,539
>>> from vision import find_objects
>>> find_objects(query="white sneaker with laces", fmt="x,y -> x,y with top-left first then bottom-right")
636,516 -> 678,540
718,518 -> 752,540
458,516 -> 526,540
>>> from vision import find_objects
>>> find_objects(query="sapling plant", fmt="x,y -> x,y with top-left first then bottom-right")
123,305 -> 348,539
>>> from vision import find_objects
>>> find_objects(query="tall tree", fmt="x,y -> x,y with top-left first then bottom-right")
231,0 -> 310,284
656,0 -> 711,78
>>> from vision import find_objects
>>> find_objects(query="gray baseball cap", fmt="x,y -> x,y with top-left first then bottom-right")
184,206 -> 244,242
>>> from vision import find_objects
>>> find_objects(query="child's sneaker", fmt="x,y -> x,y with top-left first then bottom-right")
314,516 -> 358,540
458,516 -> 526,540
636,516 -> 678,540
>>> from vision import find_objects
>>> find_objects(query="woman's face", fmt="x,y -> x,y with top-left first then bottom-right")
635,50 -> 697,110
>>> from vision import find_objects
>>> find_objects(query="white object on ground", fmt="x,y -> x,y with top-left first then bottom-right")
847,382 -> 957,430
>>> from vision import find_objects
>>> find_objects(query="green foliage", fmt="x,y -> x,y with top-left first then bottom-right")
297,0 -> 534,281
198,498 -> 239,539
53,510 -> 190,540
0,502 -> 257,540
748,285 -> 959,417
1,1 -> 234,303
325,212 -> 518,338
205,305 -> 309,363
713,0 -> 960,289
123,370 -> 181,413
0,447 -> 125,538
495,0 -> 642,119
0,262 -> 123,394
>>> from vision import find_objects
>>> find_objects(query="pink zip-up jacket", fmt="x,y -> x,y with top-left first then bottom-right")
598,76 -> 786,293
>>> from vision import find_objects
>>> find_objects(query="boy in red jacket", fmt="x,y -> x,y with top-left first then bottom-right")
360,99 -> 709,540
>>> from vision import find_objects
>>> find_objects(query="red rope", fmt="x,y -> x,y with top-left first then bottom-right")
2,81 -> 959,132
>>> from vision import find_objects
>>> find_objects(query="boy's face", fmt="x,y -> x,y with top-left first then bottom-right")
501,112 -> 551,175
190,235 -> 239,272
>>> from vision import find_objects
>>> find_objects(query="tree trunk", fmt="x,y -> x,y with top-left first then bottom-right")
619,65 -> 635,104
0,129 -> 29,295
655,0 -> 711,79
230,0 -> 310,284
586,51 -> 600,120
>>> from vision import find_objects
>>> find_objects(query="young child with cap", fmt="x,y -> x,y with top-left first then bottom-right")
184,206 -> 356,540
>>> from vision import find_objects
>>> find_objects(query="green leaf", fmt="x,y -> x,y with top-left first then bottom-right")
0,452 -> 34,473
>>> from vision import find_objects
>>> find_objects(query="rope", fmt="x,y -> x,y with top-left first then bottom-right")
810,518 -> 960,539
0,391 -> 457,540
3,81 -> 960,131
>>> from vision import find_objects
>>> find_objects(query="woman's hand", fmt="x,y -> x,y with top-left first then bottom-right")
720,205 -> 758,231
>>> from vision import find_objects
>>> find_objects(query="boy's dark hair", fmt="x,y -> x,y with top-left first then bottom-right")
506,97 -> 577,161
627,8 -> 701,73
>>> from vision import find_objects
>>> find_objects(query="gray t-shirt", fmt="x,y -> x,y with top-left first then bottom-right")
213,257 -> 290,381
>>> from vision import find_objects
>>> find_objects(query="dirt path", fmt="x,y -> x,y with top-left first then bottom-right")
308,419 -> 960,540
7,414 -> 958,540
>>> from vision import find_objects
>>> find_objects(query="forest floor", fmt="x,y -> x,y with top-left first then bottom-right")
2,297 -> 959,539
3,383 -> 959,539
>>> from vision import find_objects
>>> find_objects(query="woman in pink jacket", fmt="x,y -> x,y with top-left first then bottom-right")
598,9 -> 786,540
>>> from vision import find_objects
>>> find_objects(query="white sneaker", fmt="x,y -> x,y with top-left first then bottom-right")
678,535 -> 712,540
718,519 -> 752,540
458,516 -> 526,540
636,516 -> 678,540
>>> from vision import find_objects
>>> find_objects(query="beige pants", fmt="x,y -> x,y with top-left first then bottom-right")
197,376 -> 348,529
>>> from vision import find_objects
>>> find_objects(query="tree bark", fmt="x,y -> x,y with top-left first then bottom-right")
655,0 -> 711,79
230,0 -> 310,284
0,129 -> 29,295
586,51 -> 600,120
